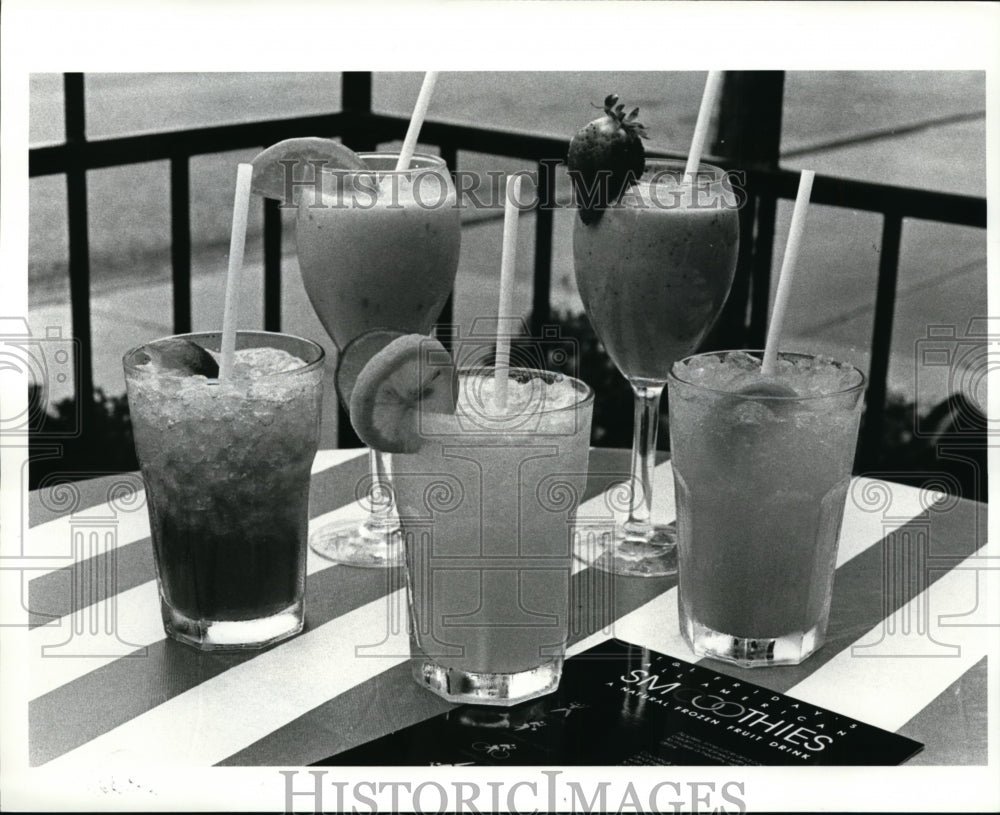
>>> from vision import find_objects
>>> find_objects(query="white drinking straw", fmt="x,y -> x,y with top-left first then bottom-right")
219,162 -> 254,382
761,170 -> 816,376
684,70 -> 724,180
395,71 -> 439,172
494,173 -> 523,409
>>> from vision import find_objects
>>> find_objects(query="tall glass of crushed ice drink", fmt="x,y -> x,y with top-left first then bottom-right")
392,367 -> 594,705
668,351 -> 865,667
124,331 -> 324,650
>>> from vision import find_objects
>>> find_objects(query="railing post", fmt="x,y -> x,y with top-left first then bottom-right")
530,159 -> 557,337
263,197 -> 282,331
64,73 -> 95,431
330,72 -> 377,448
706,71 -> 785,351
437,145 -> 459,351
169,156 -> 192,334
859,212 -> 903,469
713,71 -> 785,167
341,72 -> 376,152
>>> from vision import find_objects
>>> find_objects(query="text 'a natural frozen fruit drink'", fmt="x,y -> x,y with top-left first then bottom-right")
391,368 -> 594,705
123,331 -> 324,650
668,351 -> 866,667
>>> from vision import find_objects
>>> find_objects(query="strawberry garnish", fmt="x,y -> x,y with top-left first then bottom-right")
567,94 -> 649,225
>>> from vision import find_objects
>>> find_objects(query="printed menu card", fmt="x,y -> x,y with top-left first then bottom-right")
315,639 -> 923,766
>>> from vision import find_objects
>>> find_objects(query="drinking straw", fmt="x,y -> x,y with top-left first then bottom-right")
684,70 -> 724,180
395,71 -> 440,172
761,170 -> 816,376
219,162 -> 254,382
494,173 -> 523,409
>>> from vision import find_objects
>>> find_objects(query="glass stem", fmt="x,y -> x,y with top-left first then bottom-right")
623,382 -> 664,540
364,448 -> 400,534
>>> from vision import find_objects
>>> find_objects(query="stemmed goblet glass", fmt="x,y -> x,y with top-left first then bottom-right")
573,159 -> 739,576
296,152 -> 461,567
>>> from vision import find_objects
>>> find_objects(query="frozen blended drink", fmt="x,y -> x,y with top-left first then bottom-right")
392,368 -> 594,705
124,331 -> 324,650
571,156 -> 740,577
293,150 -> 461,568
296,153 -> 461,350
668,351 -> 865,667
574,160 -> 739,382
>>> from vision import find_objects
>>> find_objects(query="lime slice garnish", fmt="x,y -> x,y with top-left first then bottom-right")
250,137 -> 369,203
140,338 -> 219,378
335,328 -> 406,408
349,334 -> 457,453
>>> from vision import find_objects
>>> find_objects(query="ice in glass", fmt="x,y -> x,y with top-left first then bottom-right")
123,331 -> 324,650
668,350 -> 866,666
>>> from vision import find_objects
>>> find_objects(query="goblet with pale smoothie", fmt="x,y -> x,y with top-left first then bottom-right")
568,87 -> 740,576
250,134 -> 461,568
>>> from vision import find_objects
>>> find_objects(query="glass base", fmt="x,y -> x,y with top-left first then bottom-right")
681,616 -> 824,667
412,656 -> 564,706
309,515 -> 405,568
162,598 -> 304,651
574,521 -> 678,577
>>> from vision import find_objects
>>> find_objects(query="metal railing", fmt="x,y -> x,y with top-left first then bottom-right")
29,72 -> 987,460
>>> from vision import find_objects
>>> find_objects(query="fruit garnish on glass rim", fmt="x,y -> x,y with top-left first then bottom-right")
349,334 -> 458,454
139,338 -> 220,378
249,137 -> 370,204
335,328 -> 407,408
566,93 -> 649,226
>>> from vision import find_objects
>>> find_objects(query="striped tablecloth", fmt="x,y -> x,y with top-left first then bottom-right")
22,448 -> 991,769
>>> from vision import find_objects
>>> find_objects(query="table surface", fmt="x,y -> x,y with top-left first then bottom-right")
23,447 -> 990,769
